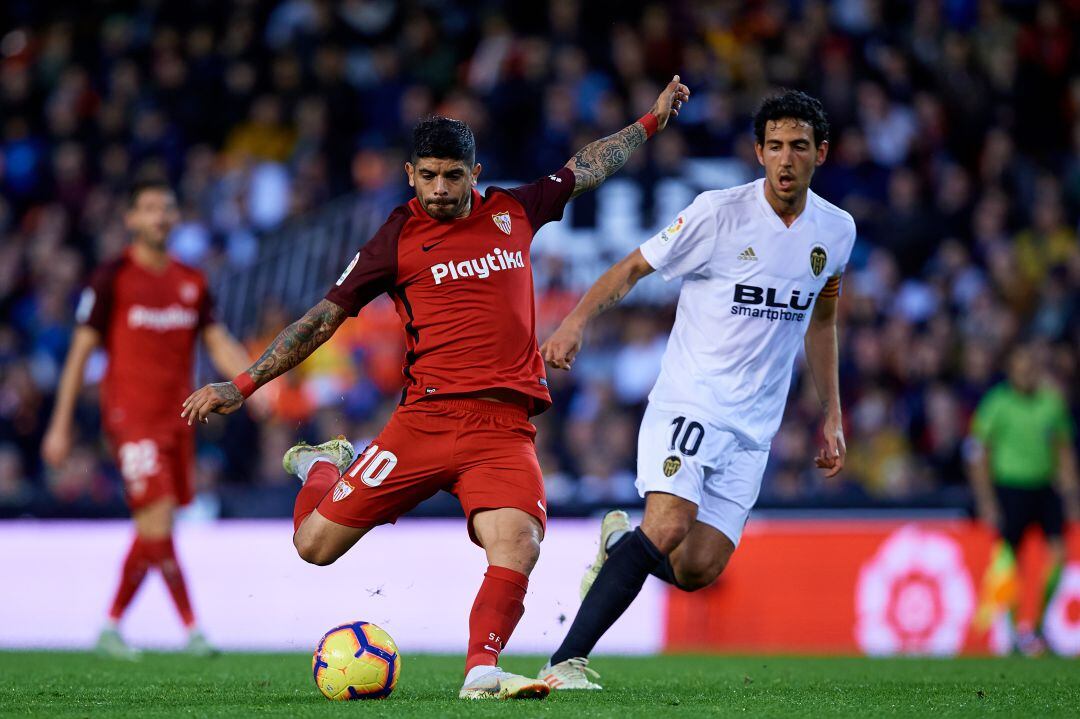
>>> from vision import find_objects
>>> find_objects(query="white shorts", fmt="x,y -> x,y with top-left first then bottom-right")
635,404 -> 769,546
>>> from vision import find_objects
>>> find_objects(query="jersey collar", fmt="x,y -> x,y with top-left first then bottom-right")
755,178 -> 813,232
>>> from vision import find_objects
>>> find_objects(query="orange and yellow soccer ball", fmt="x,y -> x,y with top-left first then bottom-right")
312,621 -> 401,700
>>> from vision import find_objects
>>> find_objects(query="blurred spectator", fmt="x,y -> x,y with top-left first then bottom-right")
1,0 -> 1078,517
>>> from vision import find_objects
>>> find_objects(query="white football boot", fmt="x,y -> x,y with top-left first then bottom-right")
282,436 -> 355,483
182,629 -> 219,657
539,657 -> 602,690
579,509 -> 631,599
459,667 -> 551,700
95,627 -> 141,661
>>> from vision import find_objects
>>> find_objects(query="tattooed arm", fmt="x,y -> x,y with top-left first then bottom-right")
565,75 -> 690,199
540,249 -> 655,370
181,299 -> 348,424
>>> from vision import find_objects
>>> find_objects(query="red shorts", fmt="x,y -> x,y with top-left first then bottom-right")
317,398 -> 546,544
106,425 -> 194,511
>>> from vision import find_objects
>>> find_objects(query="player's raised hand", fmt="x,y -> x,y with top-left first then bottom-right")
541,321 -> 585,371
814,414 -> 846,478
41,423 -> 73,468
181,381 -> 244,425
649,75 -> 691,132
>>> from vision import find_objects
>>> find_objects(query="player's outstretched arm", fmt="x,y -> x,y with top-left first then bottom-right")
181,299 -> 347,425
804,294 -> 846,477
42,325 -> 101,467
564,75 -> 689,199
202,324 -> 255,380
541,248 -> 654,370
201,323 -> 271,418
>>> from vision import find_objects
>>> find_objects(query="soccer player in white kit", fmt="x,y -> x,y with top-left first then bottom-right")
538,91 -> 856,690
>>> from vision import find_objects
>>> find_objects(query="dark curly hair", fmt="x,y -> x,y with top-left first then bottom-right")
752,90 -> 830,147
411,116 -> 476,165
127,176 -> 173,207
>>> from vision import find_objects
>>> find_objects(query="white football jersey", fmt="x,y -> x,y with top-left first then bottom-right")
639,178 -> 857,449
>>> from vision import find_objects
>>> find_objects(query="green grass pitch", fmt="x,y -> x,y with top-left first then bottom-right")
1,652 -> 1077,718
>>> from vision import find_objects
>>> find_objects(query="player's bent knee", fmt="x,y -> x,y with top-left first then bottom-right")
676,563 -> 727,591
493,530 -> 541,571
293,533 -> 338,567
677,573 -> 714,592
673,549 -> 732,591
641,519 -> 693,555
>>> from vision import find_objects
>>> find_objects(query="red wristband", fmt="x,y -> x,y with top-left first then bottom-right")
232,372 -> 255,399
637,112 -> 659,138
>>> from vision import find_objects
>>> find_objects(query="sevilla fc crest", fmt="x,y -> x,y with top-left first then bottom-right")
332,479 -> 354,503
491,211 -> 512,235
180,282 -> 198,304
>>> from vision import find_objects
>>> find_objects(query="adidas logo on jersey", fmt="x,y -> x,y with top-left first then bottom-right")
430,248 -> 525,285
738,247 -> 758,261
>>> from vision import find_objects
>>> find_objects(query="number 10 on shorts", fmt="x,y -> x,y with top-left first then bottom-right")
347,444 -> 399,487
669,417 -> 704,456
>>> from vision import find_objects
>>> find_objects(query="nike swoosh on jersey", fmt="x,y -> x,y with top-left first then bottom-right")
422,238 -> 448,252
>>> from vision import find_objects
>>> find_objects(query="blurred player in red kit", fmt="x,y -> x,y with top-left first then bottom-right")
42,179 -> 257,659
183,78 -> 690,698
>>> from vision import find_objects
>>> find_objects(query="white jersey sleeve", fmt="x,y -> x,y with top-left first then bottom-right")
835,223 -> 856,276
639,194 -> 717,281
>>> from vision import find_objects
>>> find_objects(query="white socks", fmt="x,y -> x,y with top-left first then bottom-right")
298,455 -> 336,482
605,529 -> 630,552
463,664 -> 501,686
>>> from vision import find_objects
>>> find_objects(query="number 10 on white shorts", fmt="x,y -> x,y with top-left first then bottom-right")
634,404 -> 770,546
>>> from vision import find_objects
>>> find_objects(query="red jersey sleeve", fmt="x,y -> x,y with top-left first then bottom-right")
198,286 -> 217,329
325,205 -> 409,316
75,261 -> 122,335
504,166 -> 575,233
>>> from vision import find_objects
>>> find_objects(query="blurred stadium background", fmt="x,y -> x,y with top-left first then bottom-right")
1,0 -> 1079,658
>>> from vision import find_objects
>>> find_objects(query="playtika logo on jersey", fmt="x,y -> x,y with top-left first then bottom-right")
430,247 -> 525,285
127,304 -> 198,331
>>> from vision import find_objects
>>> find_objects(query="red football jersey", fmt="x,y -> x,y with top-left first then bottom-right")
78,249 -> 215,430
326,167 -> 575,415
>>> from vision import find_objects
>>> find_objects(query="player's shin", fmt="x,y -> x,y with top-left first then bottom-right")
292,461 -> 340,532
108,535 -> 154,621
465,565 -> 528,676
607,531 -> 684,589
549,528 -> 663,665
153,536 -> 195,628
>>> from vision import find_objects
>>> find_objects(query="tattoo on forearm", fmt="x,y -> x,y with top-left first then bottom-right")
248,300 -> 346,387
595,288 -> 628,315
568,122 -> 648,198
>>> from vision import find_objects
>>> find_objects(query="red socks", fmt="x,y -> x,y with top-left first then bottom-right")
465,565 -> 529,674
108,535 -> 195,627
293,460 -> 340,532
108,536 -> 154,621
155,536 -> 195,627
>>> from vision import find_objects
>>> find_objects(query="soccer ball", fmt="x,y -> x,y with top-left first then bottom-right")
312,621 -> 401,700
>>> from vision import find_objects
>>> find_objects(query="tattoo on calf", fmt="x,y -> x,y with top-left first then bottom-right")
568,123 -> 648,198
249,300 -> 347,387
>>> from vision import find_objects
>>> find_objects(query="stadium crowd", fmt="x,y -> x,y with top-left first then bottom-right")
1,0 -> 1078,517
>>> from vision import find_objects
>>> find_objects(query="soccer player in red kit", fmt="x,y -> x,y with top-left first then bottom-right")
183,77 -> 690,698
42,179 -> 256,659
